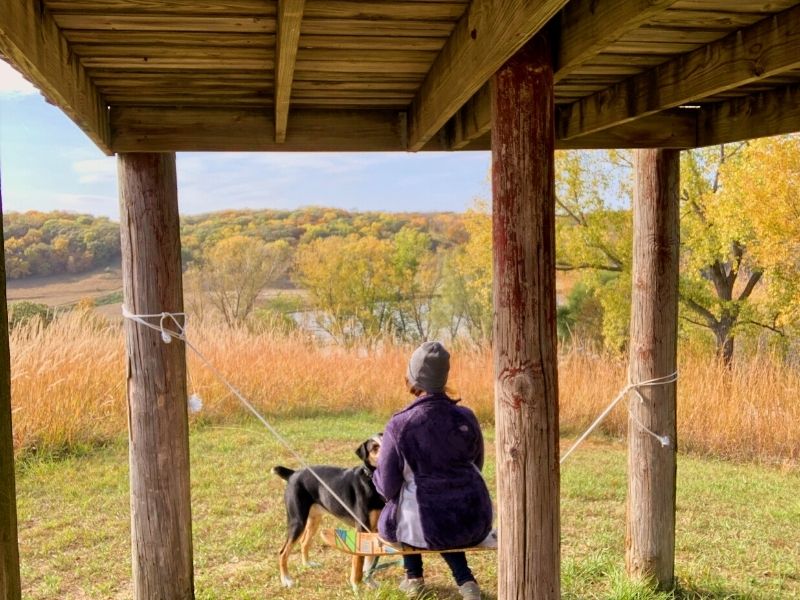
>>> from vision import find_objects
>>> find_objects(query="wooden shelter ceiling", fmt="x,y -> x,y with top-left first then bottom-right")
1,0 -> 800,154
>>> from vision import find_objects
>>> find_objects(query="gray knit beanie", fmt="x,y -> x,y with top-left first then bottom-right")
407,341 -> 450,394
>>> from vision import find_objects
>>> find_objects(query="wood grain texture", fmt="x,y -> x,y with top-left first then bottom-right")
697,82 -> 800,145
0,0 -> 111,153
626,149 -> 679,591
275,0 -> 305,142
560,3 -> 800,139
555,0 -> 678,82
0,176 -> 21,600
408,0 -> 568,150
492,35 -> 560,600
118,153 -> 193,600
111,107 -> 424,152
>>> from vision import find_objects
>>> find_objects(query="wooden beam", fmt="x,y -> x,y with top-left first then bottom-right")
450,0 -> 679,149
119,153 -> 193,600
407,0 -> 569,151
275,0 -> 305,143
560,3 -> 800,140
492,34 -> 560,600
451,99 -> 696,151
557,110 -> 696,149
627,148 -> 679,590
555,0 -> 678,82
0,171 -> 21,600
110,107 -> 435,152
110,105 -> 696,152
697,83 -> 800,146
0,1 -> 111,154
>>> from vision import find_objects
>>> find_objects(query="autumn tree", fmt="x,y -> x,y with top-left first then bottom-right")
555,142 -> 799,363
295,235 -> 397,344
390,227 -> 444,342
555,150 -> 632,350
191,236 -> 291,327
437,204 -> 493,343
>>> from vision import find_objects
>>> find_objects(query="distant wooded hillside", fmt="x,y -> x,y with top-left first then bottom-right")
3,208 -> 469,279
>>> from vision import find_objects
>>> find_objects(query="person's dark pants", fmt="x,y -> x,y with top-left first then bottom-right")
403,551 -> 475,586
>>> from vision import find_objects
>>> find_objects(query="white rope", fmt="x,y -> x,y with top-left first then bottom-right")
560,371 -> 678,464
121,306 -> 372,533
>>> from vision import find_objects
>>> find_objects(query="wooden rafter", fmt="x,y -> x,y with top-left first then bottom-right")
275,0 -> 305,143
450,0 -> 680,150
0,1 -> 111,154
697,83 -> 800,147
406,0 -> 569,151
560,3 -> 800,140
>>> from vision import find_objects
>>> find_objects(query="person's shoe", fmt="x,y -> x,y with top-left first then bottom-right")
458,580 -> 481,600
398,576 -> 425,596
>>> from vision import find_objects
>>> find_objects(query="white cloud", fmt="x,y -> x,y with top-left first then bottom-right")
0,60 -> 37,96
72,157 -> 117,184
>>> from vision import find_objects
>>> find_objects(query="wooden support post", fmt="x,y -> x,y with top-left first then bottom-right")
118,153 -> 194,600
626,149 -> 680,590
0,171 -> 22,600
492,34 -> 560,600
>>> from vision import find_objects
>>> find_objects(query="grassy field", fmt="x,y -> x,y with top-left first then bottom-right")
16,415 -> 799,600
10,314 -> 799,466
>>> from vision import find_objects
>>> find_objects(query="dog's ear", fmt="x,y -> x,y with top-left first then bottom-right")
355,440 -> 369,462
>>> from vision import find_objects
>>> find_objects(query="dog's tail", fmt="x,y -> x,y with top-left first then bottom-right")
271,466 -> 295,481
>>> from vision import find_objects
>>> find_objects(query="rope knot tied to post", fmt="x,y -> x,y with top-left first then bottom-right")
560,370 -> 678,464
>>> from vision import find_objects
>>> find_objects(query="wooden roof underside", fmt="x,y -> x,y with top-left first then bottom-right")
2,0 -> 800,155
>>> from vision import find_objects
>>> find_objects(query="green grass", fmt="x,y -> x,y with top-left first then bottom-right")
16,415 -> 800,599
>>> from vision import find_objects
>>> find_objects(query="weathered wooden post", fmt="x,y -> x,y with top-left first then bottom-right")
492,34 -> 560,600
118,153 -> 194,600
626,149 -> 680,590
0,172 -> 22,600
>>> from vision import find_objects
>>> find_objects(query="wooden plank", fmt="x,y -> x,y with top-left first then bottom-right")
555,0 -> 678,82
275,0 -> 305,143
118,153 -> 193,600
110,107 -> 434,151
301,19 -> 454,37
0,0 -> 111,153
54,14 -> 276,33
560,3 -> 800,140
302,1 -> 465,20
671,0 -> 797,11
492,34 -> 560,600
46,0 -> 275,14
646,9 -> 769,30
0,175 -> 21,600
299,36 -> 445,51
81,53 -> 274,70
297,48 -> 437,63
71,45 -> 274,59
65,31 -> 276,48
697,83 -> 800,146
407,0 -> 569,150
627,148 -> 679,591
293,70 -> 424,82
295,61 -> 430,74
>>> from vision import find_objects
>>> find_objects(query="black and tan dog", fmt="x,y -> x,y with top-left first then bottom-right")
273,434 -> 384,589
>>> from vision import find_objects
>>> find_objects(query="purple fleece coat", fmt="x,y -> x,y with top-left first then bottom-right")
374,393 -> 493,550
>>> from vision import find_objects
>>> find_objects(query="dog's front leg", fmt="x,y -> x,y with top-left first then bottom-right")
350,554 -> 365,592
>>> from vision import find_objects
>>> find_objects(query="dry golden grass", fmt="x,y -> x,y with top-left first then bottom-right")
9,313 -> 799,465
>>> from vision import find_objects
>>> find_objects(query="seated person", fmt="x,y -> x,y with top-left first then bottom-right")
374,341 -> 492,599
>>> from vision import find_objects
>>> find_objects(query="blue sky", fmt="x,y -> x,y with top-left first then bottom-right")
0,61 -> 491,219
